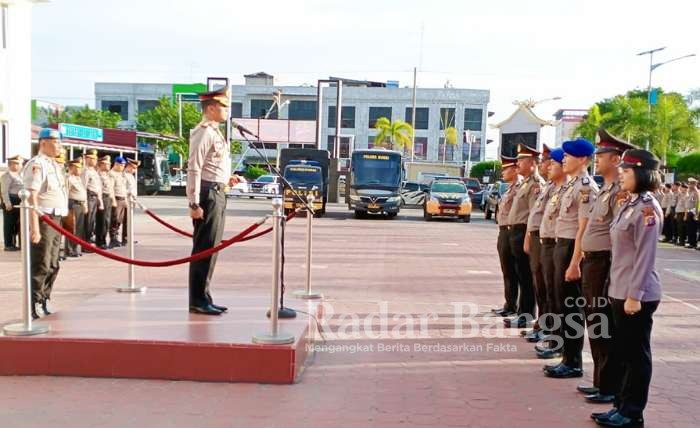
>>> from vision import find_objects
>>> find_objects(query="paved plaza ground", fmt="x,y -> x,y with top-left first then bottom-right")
1,196 -> 699,427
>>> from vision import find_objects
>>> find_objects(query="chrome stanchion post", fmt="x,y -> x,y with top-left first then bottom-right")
253,197 -> 295,345
294,194 -> 322,300
117,198 -> 146,293
3,190 -> 49,336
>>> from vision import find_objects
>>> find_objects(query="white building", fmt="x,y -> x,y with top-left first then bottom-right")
493,103 -> 553,158
553,109 -> 587,146
0,0 -> 42,167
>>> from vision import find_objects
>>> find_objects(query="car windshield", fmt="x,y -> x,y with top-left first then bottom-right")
284,167 -> 322,186
431,182 -> 466,193
256,175 -> 275,183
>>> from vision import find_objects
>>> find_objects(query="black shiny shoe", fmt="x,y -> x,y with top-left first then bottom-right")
586,393 -> 615,404
595,411 -> 643,427
544,364 -> 583,378
211,303 -> 228,312
31,303 -> 40,320
577,384 -> 599,395
189,304 -> 223,316
536,348 -> 562,359
41,301 -> 52,316
591,408 -> 618,421
504,315 -> 531,328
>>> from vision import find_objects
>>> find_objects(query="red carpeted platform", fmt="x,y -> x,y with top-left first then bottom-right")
0,289 -> 320,384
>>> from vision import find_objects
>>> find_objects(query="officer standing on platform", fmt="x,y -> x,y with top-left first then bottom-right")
109,156 -> 128,248
505,145 -> 544,329
122,158 -> 140,246
186,87 -> 241,316
685,178 -> 698,249
492,157 -> 521,317
535,148 -> 567,359
545,138 -> 598,379
22,128 -> 68,319
592,149 -> 663,427
81,149 -> 102,244
675,183 -> 688,246
1,155 -> 24,251
65,159 -> 88,258
576,129 -> 633,403
96,155 -> 115,249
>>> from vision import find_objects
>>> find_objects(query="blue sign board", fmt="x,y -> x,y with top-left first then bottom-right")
649,89 -> 658,105
59,123 -> 104,142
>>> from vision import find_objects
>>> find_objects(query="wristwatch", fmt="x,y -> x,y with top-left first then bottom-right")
189,202 -> 200,210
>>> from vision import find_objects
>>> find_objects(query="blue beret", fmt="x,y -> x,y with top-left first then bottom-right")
114,156 -> 126,164
550,148 -> 565,164
38,128 -> 62,140
562,138 -> 595,158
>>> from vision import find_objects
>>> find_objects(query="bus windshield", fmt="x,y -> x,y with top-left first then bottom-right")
285,166 -> 322,187
351,152 -> 402,189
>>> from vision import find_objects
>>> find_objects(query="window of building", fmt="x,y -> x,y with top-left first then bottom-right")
137,100 -> 159,114
438,138 -> 456,162
327,136 -> 353,157
412,137 -> 428,160
101,100 -> 128,120
231,102 -> 243,119
250,99 -> 276,119
328,106 -> 356,129
1,5 -> 8,50
461,138 -> 481,161
367,135 -> 375,149
369,107 -> 392,128
439,108 -> 456,130
464,108 -> 483,131
1,122 -> 7,163
288,101 -> 317,121
404,107 -> 429,130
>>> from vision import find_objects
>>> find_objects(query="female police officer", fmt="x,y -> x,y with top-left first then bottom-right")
593,149 -> 663,427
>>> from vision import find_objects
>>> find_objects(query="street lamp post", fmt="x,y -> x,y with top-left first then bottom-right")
637,47 -> 696,150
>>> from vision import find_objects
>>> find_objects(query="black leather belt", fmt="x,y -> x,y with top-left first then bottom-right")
583,250 -> 611,258
115,196 -> 126,201
530,230 -> 540,237
88,191 -> 99,198
499,225 -> 509,231
507,224 -> 527,231
540,238 -> 556,245
201,180 -> 225,191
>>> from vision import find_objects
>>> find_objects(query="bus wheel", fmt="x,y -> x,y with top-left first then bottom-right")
387,212 -> 397,219
354,210 -> 366,219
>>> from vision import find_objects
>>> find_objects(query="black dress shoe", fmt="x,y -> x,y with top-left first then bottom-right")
525,330 -> 545,342
504,316 -> 530,328
595,411 -> 643,427
211,303 -> 228,312
586,393 -> 615,404
591,408 -> 618,421
189,304 -> 223,315
577,384 -> 599,395
545,364 -> 583,378
98,244 -> 109,250
31,303 -> 40,320
491,307 -> 506,313
536,348 -> 561,359
41,301 -> 52,316
543,362 -> 563,372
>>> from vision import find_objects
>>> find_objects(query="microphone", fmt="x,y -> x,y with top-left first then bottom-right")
231,120 -> 256,137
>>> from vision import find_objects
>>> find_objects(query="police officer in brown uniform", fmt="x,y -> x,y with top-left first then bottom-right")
660,183 -> 672,241
65,159 -> 88,257
187,88 -> 241,315
545,138 -> 598,379
685,178 -> 699,248
23,128 -> 68,319
109,157 -> 128,248
675,184 -> 688,246
1,155 -> 24,251
81,149 -> 102,244
492,157 -> 521,317
121,158 -> 140,246
577,130 -> 634,402
535,148 -> 567,359
505,145 -> 544,328
96,155 -> 116,249
592,149 -> 663,428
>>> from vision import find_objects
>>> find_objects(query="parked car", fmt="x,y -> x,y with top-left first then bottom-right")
423,177 -> 472,222
225,175 -> 250,197
461,177 -> 484,206
483,181 -> 509,221
400,181 -> 429,207
249,174 -> 280,198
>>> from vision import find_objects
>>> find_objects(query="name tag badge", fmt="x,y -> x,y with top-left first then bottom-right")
602,193 -> 610,203
625,209 -> 634,220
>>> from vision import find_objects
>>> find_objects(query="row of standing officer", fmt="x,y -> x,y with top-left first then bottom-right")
658,178 -> 700,248
494,130 -> 664,427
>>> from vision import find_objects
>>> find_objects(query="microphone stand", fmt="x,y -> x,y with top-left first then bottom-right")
233,121 -> 308,319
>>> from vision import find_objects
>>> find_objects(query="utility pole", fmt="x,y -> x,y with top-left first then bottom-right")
411,67 -> 417,162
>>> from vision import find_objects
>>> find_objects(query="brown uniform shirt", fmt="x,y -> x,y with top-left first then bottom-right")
99,170 -> 115,200
687,188 -> 699,215
539,184 -> 565,239
508,173 -> 545,226
111,170 -> 127,198
1,171 -> 23,205
581,180 -> 622,252
81,166 -> 102,198
496,179 -> 520,226
555,172 -> 599,240
67,175 -> 87,202
527,181 -> 554,233
676,191 -> 688,213
186,120 -> 231,205
22,153 -> 68,214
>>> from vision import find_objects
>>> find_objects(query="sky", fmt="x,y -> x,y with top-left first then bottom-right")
30,0 -> 699,159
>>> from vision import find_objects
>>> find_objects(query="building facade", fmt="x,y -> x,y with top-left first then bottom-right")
553,109 -> 586,146
0,0 -> 43,166
95,74 -> 490,163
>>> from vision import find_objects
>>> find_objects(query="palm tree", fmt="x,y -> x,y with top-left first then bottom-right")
574,104 -> 611,141
440,110 -> 458,163
374,117 -> 414,151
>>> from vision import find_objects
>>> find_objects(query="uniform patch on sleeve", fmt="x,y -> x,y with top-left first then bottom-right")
580,189 -> 591,203
32,165 -> 41,175
616,191 -> 630,206
642,206 -> 656,226
582,177 -> 590,185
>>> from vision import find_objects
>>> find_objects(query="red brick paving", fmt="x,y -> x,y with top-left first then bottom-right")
1,197 -> 700,427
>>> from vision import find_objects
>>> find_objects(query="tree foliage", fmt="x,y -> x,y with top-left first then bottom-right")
136,97 -> 202,159
51,105 -> 122,129
470,160 -> 502,181
574,89 -> 699,164
373,117 -> 414,150
675,152 -> 700,181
